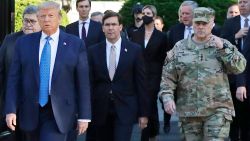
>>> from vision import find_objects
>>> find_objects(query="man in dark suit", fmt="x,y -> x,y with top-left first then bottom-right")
87,11 -> 149,141
236,27 -> 250,141
0,5 -> 41,141
221,0 -> 250,140
168,1 -> 198,49
168,1 -> 221,50
4,2 -> 91,141
66,0 -> 104,47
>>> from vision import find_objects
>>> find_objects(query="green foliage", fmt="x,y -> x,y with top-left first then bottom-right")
119,0 -> 237,30
15,0 -> 69,32
60,10 -> 69,27
15,0 -> 42,32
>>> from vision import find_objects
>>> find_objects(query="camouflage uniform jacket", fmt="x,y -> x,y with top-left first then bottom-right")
159,36 -> 246,118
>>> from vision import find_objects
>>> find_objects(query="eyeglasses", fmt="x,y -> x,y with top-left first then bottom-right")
23,18 -> 37,25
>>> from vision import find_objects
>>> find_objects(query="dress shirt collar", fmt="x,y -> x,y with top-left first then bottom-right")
106,37 -> 122,48
185,26 -> 193,30
240,15 -> 250,20
41,28 -> 60,41
79,18 -> 90,25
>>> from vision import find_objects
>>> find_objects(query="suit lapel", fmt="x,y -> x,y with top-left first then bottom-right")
180,24 -> 185,39
32,32 -> 42,86
138,29 -> 145,49
99,42 -> 110,80
145,29 -> 156,50
113,39 -> 126,81
87,20 -> 93,38
243,29 -> 250,54
73,21 -> 80,37
51,30 -> 65,86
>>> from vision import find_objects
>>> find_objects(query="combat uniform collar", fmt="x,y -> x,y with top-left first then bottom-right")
187,35 -> 213,50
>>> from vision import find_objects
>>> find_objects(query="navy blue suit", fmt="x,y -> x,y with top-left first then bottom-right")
235,29 -> 250,141
65,20 -> 105,47
4,30 -> 91,140
87,39 -> 149,141
221,15 -> 248,141
0,31 -> 25,141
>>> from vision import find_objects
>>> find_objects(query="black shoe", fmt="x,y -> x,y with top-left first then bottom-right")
163,124 -> 170,134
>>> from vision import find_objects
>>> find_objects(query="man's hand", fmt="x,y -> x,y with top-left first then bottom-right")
209,35 -> 223,49
138,117 -> 148,129
6,113 -> 16,131
236,86 -> 247,102
235,28 -> 249,39
164,100 -> 176,114
77,121 -> 89,135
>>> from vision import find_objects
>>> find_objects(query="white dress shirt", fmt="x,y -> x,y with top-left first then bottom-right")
78,18 -> 90,39
39,28 -> 59,94
184,26 -> 193,39
106,37 -> 122,69
240,15 -> 250,29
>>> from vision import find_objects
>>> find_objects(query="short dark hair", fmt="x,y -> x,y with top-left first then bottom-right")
76,0 -> 91,7
102,11 -> 122,25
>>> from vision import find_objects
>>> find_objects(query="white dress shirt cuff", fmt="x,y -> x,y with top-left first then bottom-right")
78,119 -> 91,122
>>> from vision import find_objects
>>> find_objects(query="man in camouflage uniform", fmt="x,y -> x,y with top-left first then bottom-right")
159,7 -> 246,141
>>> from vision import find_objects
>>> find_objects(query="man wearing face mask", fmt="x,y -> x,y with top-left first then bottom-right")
130,5 -> 170,141
0,5 -> 41,141
126,3 -> 144,39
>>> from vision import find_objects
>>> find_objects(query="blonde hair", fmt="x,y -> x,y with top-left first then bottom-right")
142,5 -> 157,17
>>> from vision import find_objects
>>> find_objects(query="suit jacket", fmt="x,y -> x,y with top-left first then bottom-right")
0,31 -> 24,119
221,15 -> 242,50
168,23 -> 186,49
130,28 -> 169,92
168,23 -> 222,49
221,15 -> 242,88
4,30 -> 91,133
65,20 -> 105,47
236,29 -> 250,95
88,39 -> 149,125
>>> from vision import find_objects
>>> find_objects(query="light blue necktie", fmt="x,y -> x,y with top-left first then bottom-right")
39,36 -> 51,107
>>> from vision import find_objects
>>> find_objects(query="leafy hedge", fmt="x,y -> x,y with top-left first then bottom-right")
119,0 -> 237,30
15,0 -> 69,32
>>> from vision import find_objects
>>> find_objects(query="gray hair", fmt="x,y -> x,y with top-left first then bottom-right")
179,1 -> 199,14
91,11 -> 104,18
22,5 -> 38,18
38,1 -> 61,15
142,5 -> 157,17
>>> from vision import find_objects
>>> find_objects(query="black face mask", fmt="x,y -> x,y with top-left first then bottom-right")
142,15 -> 154,25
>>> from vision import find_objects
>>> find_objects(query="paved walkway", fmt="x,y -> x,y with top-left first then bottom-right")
78,100 -> 182,141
